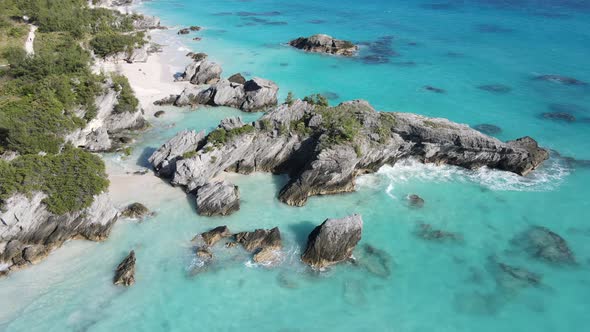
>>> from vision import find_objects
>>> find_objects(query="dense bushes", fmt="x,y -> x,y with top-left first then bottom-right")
0,146 -> 109,214
90,31 -> 145,58
112,74 -> 139,113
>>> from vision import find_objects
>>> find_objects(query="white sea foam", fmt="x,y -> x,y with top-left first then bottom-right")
357,158 -> 569,193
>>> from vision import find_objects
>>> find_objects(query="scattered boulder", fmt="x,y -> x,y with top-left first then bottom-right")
120,202 -> 151,219
154,110 -> 165,118
228,73 -> 247,84
514,226 -> 575,264
473,124 -> 502,135
197,226 -> 232,247
193,37 -> 202,41
113,250 -> 136,286
196,181 -> 240,216
301,214 -> 363,269
148,129 -> 206,177
196,247 -> 213,260
187,52 -> 208,61
235,227 -> 282,252
289,34 -> 359,56
178,28 -> 190,35
153,94 -> 178,106
189,26 -> 202,31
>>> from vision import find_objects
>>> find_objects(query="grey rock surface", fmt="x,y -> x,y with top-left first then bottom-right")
195,181 -> 240,216
289,34 -> 359,56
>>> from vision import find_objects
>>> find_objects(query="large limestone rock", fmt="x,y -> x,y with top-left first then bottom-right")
148,129 -> 206,177
197,226 -> 231,247
113,250 -> 136,286
301,214 -> 363,269
195,181 -> 240,216
153,99 -> 548,208
173,77 -> 279,112
289,34 -> 359,56
0,192 -> 118,275
178,60 -> 222,85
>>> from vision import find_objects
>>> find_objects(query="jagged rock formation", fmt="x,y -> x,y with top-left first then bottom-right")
235,228 -> 282,264
195,181 -> 240,216
177,60 -> 222,85
289,34 -> 359,56
0,192 -> 118,275
66,79 -> 147,152
172,77 -> 279,112
196,226 -> 231,247
150,99 -> 548,208
148,129 -> 206,177
113,250 -> 136,286
301,214 -> 363,269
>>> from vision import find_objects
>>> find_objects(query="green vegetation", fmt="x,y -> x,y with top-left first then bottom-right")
0,145 -> 109,214
112,74 -> 139,113
0,0 -> 146,214
182,150 -> 197,159
317,103 -> 363,146
285,91 -> 295,106
303,93 -> 329,107
207,125 -> 256,146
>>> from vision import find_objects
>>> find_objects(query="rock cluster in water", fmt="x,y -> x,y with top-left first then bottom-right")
288,34 -> 359,56
113,250 -> 136,286
302,214 -> 363,269
150,99 -> 548,208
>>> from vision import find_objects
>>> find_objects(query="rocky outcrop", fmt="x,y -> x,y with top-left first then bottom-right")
196,226 -> 231,247
177,60 -> 222,85
235,228 -> 282,264
0,192 -> 118,275
173,77 -> 279,112
120,202 -> 151,219
133,15 -> 162,30
195,181 -> 240,216
148,129 -> 206,177
228,73 -> 246,84
514,226 -> 575,264
289,34 -> 359,56
66,79 -> 147,152
301,214 -> 363,269
151,99 -> 548,208
113,250 -> 136,286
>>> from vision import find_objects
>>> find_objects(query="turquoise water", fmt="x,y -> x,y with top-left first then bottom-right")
1,1 -> 590,331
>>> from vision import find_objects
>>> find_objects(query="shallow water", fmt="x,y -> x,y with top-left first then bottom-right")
1,0 -> 590,331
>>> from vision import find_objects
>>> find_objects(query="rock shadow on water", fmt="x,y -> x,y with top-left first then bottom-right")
414,223 -> 464,244
322,91 -> 340,100
288,221 -> 318,249
351,244 -> 393,279
136,146 -> 157,168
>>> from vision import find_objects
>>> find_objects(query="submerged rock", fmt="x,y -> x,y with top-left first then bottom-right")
113,251 -> 136,286
424,85 -> 445,94
178,28 -> 190,35
496,261 -> 542,289
120,202 -> 151,219
473,124 -> 502,135
534,75 -> 586,86
408,194 -> 425,208
541,112 -> 576,122
302,214 -> 363,269
289,34 -> 359,56
353,244 -> 392,278
196,181 -> 240,216
416,224 -> 463,243
197,226 -> 232,247
477,84 -> 512,94
515,226 -> 575,264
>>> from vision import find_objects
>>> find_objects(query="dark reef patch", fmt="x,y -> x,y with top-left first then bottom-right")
477,84 -> 512,94
424,85 -> 446,94
475,24 -> 514,33
473,124 -> 502,135
540,112 -> 576,123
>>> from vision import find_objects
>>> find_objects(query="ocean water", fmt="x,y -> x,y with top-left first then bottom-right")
1,0 -> 590,331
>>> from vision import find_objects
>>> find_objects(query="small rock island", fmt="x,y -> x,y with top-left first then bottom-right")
288,34 -> 359,56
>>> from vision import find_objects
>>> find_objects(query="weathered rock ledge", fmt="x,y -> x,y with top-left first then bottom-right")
113,250 -> 136,286
289,34 -> 359,56
0,192 -> 119,275
150,99 -> 548,208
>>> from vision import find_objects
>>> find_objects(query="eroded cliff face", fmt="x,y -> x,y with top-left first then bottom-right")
0,192 -> 118,275
151,99 -> 549,207
66,79 -> 147,152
